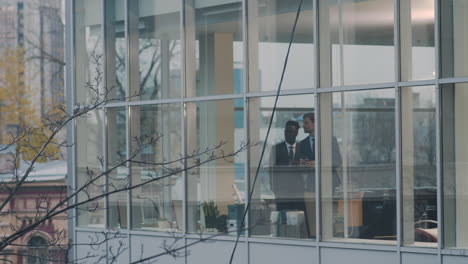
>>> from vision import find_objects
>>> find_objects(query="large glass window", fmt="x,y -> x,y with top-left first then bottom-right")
248,0 -> 314,92
185,0 -> 244,97
74,0 -> 103,104
399,0 -> 435,81
442,83 -> 468,248
107,107 -> 128,229
441,0 -> 468,78
76,109 -> 105,228
401,86 -> 437,246
320,89 -> 396,242
187,99 -> 245,235
105,0 -> 126,100
319,0 -> 395,87
249,94 -> 316,239
130,104 -> 183,231
129,0 -> 181,100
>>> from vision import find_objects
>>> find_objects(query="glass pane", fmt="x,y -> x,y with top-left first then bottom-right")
441,0 -> 468,78
74,0 -> 104,104
320,89 -> 396,243
76,109 -> 105,227
400,0 -> 435,81
130,0 -> 181,100
130,104 -> 183,231
401,86 -> 437,246
319,0 -> 395,86
107,107 -> 128,229
187,99 -> 245,235
248,0 -> 314,92
186,0 -> 244,96
249,94 -> 316,239
106,0 -> 126,100
442,83 -> 468,248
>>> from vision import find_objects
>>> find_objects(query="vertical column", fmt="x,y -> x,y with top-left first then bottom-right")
399,0 -> 412,81
320,93 -> 334,240
454,84 -> 468,247
441,85 -> 456,247
453,1 -> 468,77
214,33 -> 235,214
401,88 -> 415,245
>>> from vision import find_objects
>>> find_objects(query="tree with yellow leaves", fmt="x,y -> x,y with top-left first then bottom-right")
0,48 -> 62,163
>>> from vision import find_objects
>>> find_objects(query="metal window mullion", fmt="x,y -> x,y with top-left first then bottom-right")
242,0 -> 250,261
124,1 -> 132,259
102,0 -> 109,233
313,1 -> 321,263
434,0 -> 443,261
394,1 -> 402,263
67,0 -> 77,261
181,0 -> 188,241
395,85 -> 403,254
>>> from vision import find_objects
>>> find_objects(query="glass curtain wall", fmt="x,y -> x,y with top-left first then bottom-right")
107,107 -> 128,229
74,0 -> 105,228
128,0 -> 181,100
74,0 -> 103,104
318,0 -> 395,87
441,0 -> 468,78
76,109 -> 105,227
249,94 -> 316,239
105,0 -> 127,100
185,0 -> 244,97
130,104 -> 183,231
187,99 -> 245,235
248,0 -> 314,92
401,86 -> 437,246
442,83 -> 468,248
399,0 -> 435,81
72,0 -> 468,252
320,89 -> 396,242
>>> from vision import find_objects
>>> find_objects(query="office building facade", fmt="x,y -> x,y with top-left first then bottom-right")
67,0 -> 468,263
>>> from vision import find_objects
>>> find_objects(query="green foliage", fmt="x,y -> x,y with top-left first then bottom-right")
201,201 -> 219,217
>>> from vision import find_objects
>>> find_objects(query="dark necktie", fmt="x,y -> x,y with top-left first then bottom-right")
288,145 -> 294,164
310,137 -> 314,154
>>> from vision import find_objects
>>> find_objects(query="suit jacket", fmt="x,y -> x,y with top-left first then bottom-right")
299,135 -> 315,161
272,141 -> 301,166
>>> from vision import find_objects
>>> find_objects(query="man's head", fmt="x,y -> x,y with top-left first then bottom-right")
303,113 -> 315,136
284,120 -> 300,145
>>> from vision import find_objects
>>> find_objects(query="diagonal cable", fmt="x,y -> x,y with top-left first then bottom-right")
229,0 -> 304,262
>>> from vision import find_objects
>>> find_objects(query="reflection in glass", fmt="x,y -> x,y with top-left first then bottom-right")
320,89 -> 396,242
74,0 -> 103,104
130,104 -> 183,231
76,110 -> 105,227
319,0 -> 394,86
248,0 -> 314,92
106,0 -> 126,100
441,0 -> 468,78
107,107 -> 128,229
186,0 -> 243,96
249,94 -> 315,239
400,0 -> 435,81
131,0 -> 181,100
442,83 -> 468,248
187,99 -> 245,235
401,86 -> 437,246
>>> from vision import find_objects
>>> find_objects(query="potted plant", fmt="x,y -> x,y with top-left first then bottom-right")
201,201 -> 219,229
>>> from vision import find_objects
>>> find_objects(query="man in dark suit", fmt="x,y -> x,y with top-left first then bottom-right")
270,121 -> 312,238
299,113 -> 315,166
272,120 -> 301,166
299,113 -> 342,187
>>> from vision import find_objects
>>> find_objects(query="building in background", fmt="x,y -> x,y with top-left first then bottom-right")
0,0 -> 64,120
68,0 -> 467,263
0,0 -> 67,262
